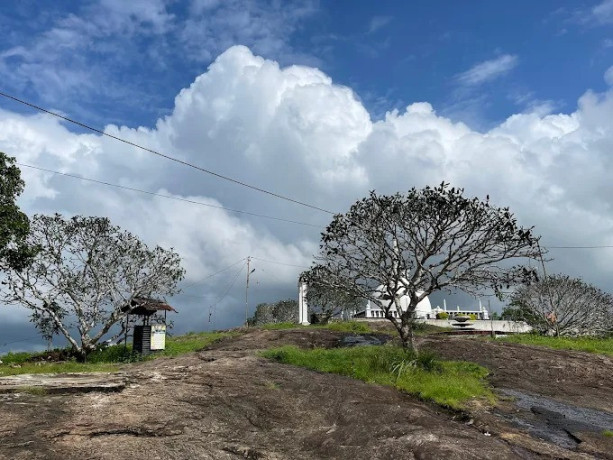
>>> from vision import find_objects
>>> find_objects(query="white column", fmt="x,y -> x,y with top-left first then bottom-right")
298,281 -> 310,325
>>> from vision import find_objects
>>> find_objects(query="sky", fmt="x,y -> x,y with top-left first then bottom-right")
1,0 -> 612,353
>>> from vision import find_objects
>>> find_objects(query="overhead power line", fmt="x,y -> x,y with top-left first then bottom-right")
251,256 -> 310,269
208,263 -> 246,321
0,336 -> 40,348
17,162 -> 322,228
0,90 -> 336,215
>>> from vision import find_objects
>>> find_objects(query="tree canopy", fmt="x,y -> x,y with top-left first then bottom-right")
312,183 -> 541,351
2,214 -> 185,358
0,152 -> 36,271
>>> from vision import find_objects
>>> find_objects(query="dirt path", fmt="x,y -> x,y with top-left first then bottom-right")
0,329 -> 610,459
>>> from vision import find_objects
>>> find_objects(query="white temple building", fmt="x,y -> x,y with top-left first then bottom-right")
353,288 -> 433,319
298,280 -> 489,323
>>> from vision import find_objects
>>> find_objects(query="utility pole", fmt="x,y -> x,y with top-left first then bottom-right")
245,256 -> 252,326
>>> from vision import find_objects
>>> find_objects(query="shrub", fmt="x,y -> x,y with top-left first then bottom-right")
436,312 -> 449,320
469,314 -> 478,321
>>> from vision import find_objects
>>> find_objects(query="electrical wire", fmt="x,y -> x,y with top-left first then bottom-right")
0,91 -> 336,215
251,256 -> 310,269
0,336 -> 40,348
208,263 -> 245,322
17,162 -> 323,228
180,258 -> 247,290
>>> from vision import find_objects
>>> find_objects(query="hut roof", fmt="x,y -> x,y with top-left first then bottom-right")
122,297 -> 177,316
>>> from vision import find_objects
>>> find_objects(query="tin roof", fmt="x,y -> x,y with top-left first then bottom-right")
122,297 -> 177,316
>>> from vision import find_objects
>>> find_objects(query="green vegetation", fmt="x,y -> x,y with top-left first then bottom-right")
0,361 -> 120,377
436,312 -> 449,319
15,386 -> 48,396
0,330 -> 235,376
162,331 -> 235,356
412,322 -> 454,335
261,345 -> 494,409
320,321 -> 372,333
259,320 -> 450,336
603,430 -> 613,438
259,321 -> 374,333
499,334 -> 613,356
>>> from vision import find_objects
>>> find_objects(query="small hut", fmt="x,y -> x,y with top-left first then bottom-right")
122,297 -> 176,355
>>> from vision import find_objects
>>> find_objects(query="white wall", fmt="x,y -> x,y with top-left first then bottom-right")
417,319 -> 532,333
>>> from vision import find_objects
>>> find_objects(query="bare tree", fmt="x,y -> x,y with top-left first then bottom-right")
509,274 -> 613,336
302,266 -> 363,324
2,214 -> 185,359
313,183 -> 541,351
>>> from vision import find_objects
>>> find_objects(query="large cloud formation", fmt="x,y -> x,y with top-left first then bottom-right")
2,46 -> 613,348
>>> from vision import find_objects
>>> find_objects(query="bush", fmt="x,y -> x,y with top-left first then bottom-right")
469,314 -> 478,321
436,312 -> 449,320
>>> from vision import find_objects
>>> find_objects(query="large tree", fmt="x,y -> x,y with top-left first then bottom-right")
509,274 -> 613,336
312,183 -> 541,351
0,152 -> 36,270
2,214 -> 185,359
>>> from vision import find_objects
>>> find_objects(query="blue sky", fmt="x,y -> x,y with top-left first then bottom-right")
1,1 -> 611,129
1,1 -> 613,352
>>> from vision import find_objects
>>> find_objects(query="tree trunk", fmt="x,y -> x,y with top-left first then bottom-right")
399,320 -> 417,355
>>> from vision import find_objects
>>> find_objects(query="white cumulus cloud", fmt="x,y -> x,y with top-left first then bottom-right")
2,46 -> 613,342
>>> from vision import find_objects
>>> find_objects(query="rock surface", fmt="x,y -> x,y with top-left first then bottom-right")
0,329 -> 611,459
0,373 -> 126,394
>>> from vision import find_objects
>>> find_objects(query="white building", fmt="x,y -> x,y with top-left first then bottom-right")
431,299 -> 489,320
298,280 -> 489,324
353,289 -> 433,319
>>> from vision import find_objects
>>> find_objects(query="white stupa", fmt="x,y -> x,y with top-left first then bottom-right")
354,285 -> 433,319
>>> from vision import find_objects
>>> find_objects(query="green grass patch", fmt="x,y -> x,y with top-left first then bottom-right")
261,345 -> 494,409
0,351 -> 38,365
317,321 -> 373,333
499,334 -> 613,356
412,322 -> 454,335
162,331 -> 236,356
603,430 -> 613,438
15,386 -> 47,396
0,361 -> 120,377
0,331 -> 236,376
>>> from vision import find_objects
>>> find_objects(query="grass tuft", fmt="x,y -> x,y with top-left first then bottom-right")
603,430 -> 613,438
261,345 -> 494,409
499,334 -> 613,356
16,386 -> 47,396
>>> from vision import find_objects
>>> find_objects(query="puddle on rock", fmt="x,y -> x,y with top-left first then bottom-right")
338,334 -> 389,347
498,389 -> 613,449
